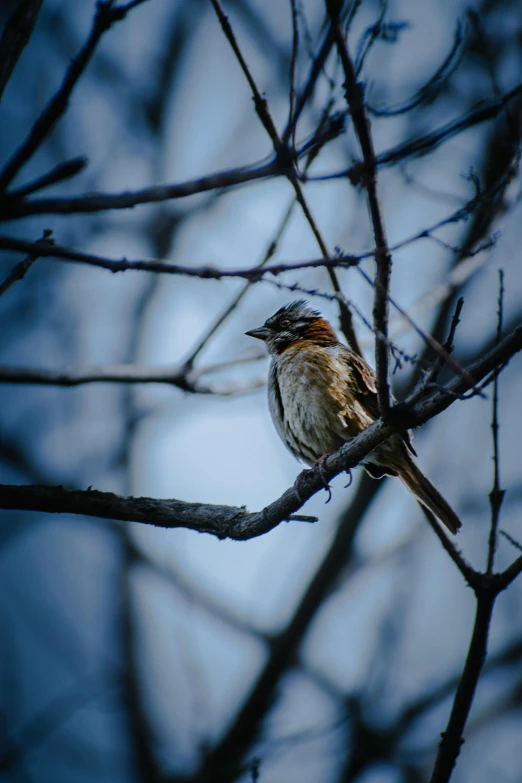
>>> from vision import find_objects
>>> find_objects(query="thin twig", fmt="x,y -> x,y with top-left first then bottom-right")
495,554 -> 522,591
432,298 -> 464,376
486,270 -> 506,574
282,25 -> 335,144
356,266 -> 479,390
366,20 -> 464,116
0,0 -> 44,102
0,159 -> 279,219
327,0 -> 392,413
419,507 -> 477,588
354,0 -> 386,76
500,530 -> 522,554
0,362 -> 265,395
183,94 -> 343,369
0,234 -> 361,279
0,229 -> 53,298
9,156 -> 88,198
209,0 -> 283,154
307,82 -> 522,184
429,279 -> 520,783
288,0 -> 300,151
0,0 -> 151,191
210,0 -> 361,352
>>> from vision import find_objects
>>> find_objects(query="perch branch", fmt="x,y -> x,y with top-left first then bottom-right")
1,325 -> 520,541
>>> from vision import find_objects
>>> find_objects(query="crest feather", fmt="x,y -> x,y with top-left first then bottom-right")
273,299 -> 320,320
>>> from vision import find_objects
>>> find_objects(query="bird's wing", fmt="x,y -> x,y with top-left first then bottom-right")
338,344 -> 417,456
337,344 -> 380,420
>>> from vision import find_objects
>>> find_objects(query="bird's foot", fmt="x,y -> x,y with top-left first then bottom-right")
294,469 -> 311,503
344,468 -> 353,489
313,453 -> 332,503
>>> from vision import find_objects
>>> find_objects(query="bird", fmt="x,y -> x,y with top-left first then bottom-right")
245,299 -> 461,534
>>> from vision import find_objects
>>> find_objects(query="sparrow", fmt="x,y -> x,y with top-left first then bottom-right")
246,299 -> 461,534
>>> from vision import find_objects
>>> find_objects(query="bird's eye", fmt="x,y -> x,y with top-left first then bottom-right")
280,318 -> 290,328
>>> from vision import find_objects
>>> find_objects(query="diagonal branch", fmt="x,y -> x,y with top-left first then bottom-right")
307,82 -> 522,184
0,159 -> 279,219
429,591 -> 496,783
0,0 -> 152,191
0,0 -> 44,102
2,325 -> 520,544
0,229 -> 53,298
210,0 -> 361,352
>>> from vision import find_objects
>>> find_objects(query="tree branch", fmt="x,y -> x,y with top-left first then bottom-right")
0,0 -> 43,103
307,82 -> 522,184
0,0 -> 151,191
486,270 -> 506,574
0,229 -> 53,297
0,233 -> 360,279
429,591 -> 495,783
0,361 -> 264,395
327,1 -> 392,414
0,160 -> 279,219
0,484 -> 318,540
210,0 -> 360,352
2,325 -> 520,539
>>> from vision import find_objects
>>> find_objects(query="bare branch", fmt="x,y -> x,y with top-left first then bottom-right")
0,484 -> 317,540
0,229 -> 53,298
419,506 -> 478,589
494,554 -> 522,591
210,0 -> 361,352
288,0 -> 299,149
0,361 -> 264,395
327,0 -> 392,414
366,20 -> 464,116
0,0 -> 152,192
0,234 -> 362,279
487,270 -> 506,574
183,97 -> 350,369
356,267 -> 479,390
0,160 -> 279,219
425,297 -> 465,385
0,0 -> 44,103
282,25 -> 335,144
209,0 -> 283,153
8,156 -> 88,198
429,592 -> 496,783
308,82 -> 522,184
2,326 -> 520,540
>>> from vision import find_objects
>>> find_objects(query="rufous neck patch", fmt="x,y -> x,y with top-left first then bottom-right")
301,318 -> 338,344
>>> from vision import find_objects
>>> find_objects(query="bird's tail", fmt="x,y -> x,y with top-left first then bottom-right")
397,455 -> 461,534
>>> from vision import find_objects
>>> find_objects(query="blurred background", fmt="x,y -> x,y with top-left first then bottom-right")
1,0 -> 522,781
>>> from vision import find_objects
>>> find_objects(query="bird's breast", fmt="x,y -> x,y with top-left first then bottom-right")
269,343 -> 369,464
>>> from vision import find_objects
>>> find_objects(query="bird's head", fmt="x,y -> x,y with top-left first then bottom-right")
245,299 -> 337,355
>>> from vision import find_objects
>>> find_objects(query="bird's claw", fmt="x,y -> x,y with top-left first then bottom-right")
344,468 -> 353,489
294,455 -> 333,504
294,469 -> 310,503
314,453 -> 332,503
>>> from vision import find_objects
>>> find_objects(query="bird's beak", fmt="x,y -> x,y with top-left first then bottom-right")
245,326 -> 271,341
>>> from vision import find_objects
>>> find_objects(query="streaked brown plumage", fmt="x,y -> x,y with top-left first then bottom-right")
246,300 -> 461,534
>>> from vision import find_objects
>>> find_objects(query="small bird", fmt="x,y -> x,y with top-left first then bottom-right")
246,299 -> 461,534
